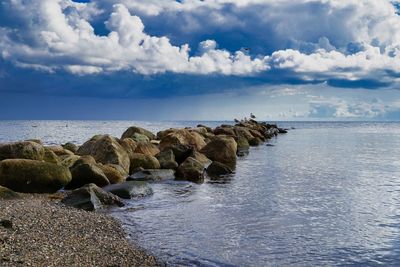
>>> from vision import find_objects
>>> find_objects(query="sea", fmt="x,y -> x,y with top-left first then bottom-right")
1,120 -> 400,266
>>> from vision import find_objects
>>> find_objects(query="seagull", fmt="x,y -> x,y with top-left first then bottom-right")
250,113 -> 256,119
234,118 -> 240,123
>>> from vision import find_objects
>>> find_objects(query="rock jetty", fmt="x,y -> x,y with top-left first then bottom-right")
0,118 -> 287,266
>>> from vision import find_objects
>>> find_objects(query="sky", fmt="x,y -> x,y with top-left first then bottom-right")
0,0 -> 400,121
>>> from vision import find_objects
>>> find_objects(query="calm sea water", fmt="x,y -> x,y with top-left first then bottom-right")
1,121 -> 400,266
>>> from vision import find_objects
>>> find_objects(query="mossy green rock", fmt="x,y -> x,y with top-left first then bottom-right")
121,126 -> 156,141
43,148 -> 61,164
0,141 -> 45,161
77,135 -> 130,174
130,153 -> 160,173
0,159 -> 72,193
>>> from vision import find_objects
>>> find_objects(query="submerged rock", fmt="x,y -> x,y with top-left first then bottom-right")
127,169 -> 175,182
0,159 -> 71,193
176,157 -> 205,183
62,183 -> 124,211
103,181 -> 153,199
0,141 -> 45,161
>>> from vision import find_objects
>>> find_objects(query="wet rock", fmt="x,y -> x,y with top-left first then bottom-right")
278,128 -> 288,134
62,183 -> 124,211
62,142 -> 78,153
121,126 -> 156,141
266,144 -> 275,147
0,141 -> 45,161
103,181 -> 153,199
200,136 -> 237,169
206,161 -> 233,178
249,137 -> 263,146
134,142 -> 160,157
0,159 -> 72,193
176,157 -> 205,183
236,135 -> 250,156
129,153 -> 160,173
167,144 -> 193,164
66,161 -> 109,189
77,135 -> 130,174
156,149 -> 179,169
0,185 -> 19,199
127,169 -> 175,182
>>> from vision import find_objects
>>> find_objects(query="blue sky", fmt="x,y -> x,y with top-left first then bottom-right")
0,0 -> 400,120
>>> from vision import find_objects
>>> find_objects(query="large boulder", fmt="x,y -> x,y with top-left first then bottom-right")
0,159 -> 72,193
159,129 -> 206,152
77,135 -> 130,174
66,160 -> 110,189
121,126 -> 156,141
167,144 -> 193,164
176,157 -> 205,183
62,142 -> 78,153
206,161 -> 233,179
134,142 -> 160,156
200,136 -> 237,169
103,181 -> 153,199
59,155 -> 81,168
235,135 -> 250,156
62,183 -> 124,211
0,185 -> 19,199
156,149 -> 178,169
118,138 -> 137,159
43,148 -> 61,164
0,141 -> 45,161
98,164 -> 126,184
213,126 -> 236,137
129,153 -> 160,173
190,151 -> 212,168
46,146 -> 75,156
127,169 -> 175,182
249,137 -> 263,146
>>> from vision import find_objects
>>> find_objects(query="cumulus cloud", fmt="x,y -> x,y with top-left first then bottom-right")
0,0 -> 268,75
1,0 -> 400,86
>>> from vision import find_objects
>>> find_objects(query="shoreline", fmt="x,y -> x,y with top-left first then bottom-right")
0,119 -> 287,266
0,193 -> 160,267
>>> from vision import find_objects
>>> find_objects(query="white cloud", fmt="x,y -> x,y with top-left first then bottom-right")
2,0 -> 400,82
0,0 -> 268,75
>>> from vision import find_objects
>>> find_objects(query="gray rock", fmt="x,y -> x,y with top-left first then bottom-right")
103,181 -> 153,199
62,183 -> 124,211
127,169 -> 175,182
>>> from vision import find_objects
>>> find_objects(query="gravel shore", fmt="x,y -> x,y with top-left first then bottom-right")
0,194 -> 159,267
